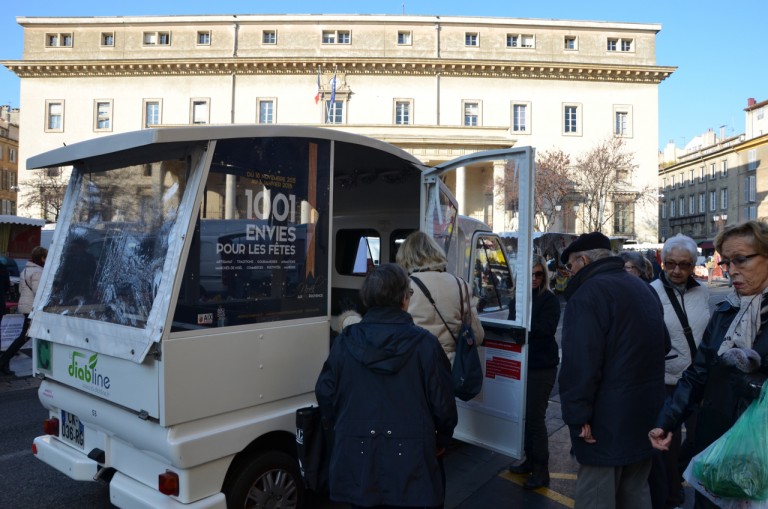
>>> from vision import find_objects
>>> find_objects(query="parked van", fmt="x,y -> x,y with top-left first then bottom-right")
27,126 -> 536,508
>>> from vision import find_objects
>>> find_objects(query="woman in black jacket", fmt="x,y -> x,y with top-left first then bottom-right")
508,254 -> 561,489
316,263 -> 458,509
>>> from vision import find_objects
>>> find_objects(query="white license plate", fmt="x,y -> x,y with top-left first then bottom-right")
61,410 -> 85,449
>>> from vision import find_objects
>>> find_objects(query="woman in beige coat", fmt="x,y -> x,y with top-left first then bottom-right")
396,231 -> 484,363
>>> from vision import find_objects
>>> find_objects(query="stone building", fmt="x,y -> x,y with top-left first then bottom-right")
3,14 -> 673,239
0,106 -> 19,215
658,98 -> 768,245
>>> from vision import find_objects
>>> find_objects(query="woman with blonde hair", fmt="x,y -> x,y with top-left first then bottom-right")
396,231 -> 484,364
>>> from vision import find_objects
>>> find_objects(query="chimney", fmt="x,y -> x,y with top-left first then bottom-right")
748,98 -> 757,107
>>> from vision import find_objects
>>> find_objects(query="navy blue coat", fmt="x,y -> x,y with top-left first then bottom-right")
559,256 -> 666,466
315,306 -> 458,507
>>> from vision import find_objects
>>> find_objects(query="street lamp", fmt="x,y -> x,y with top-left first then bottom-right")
554,204 -> 562,232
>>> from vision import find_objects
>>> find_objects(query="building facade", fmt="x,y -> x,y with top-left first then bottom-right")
3,14 -> 673,239
0,107 -> 19,215
659,98 -> 768,244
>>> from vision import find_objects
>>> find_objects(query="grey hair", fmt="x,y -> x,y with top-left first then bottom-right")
661,234 -> 698,263
581,248 -> 612,263
619,250 -> 647,273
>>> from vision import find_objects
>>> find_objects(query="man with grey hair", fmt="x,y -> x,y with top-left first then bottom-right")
559,232 -> 667,509
649,234 -> 710,508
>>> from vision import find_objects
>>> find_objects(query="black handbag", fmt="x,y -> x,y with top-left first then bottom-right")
411,275 -> 483,401
295,405 -> 332,494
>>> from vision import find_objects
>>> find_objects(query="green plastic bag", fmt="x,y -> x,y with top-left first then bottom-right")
693,383 -> 768,501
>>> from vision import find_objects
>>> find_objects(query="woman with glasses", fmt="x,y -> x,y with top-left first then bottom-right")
620,250 -> 653,282
650,221 -> 768,508
649,234 -> 710,509
507,253 -> 561,490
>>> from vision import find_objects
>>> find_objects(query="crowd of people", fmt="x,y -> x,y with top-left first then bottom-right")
6,221 -> 764,509
314,222 -> 768,509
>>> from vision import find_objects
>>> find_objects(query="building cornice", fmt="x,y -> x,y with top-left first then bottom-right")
17,14 -> 663,33
1,57 -> 675,84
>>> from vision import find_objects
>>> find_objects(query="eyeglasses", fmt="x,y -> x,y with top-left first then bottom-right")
664,260 -> 693,271
532,271 -> 545,278
717,253 -> 761,269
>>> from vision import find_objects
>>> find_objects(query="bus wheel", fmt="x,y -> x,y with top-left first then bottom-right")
225,450 -> 304,509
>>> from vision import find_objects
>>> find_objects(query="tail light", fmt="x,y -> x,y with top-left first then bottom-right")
158,470 -> 179,496
43,417 -> 60,436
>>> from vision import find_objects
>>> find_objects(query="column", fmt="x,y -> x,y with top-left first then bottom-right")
492,160 -> 507,232
456,166 -> 466,215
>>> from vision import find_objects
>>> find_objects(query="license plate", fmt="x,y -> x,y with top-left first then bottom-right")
61,410 -> 85,449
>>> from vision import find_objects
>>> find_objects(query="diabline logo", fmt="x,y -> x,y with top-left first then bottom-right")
68,351 -> 111,390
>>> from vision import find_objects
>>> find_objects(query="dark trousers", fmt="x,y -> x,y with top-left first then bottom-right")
524,367 -> 557,466
658,384 -> 698,508
0,316 -> 30,371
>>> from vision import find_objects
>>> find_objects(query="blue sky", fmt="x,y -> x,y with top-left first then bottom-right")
0,0 -> 764,151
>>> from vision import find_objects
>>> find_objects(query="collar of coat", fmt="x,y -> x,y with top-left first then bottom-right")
658,270 -> 701,292
563,256 -> 624,301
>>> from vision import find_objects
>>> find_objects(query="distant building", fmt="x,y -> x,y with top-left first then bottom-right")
0,106 -> 19,215
3,14 -> 674,240
658,98 -> 768,244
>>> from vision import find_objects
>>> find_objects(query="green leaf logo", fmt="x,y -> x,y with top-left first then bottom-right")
89,353 -> 98,370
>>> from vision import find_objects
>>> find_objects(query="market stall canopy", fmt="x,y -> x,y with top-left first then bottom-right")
0,215 -> 46,227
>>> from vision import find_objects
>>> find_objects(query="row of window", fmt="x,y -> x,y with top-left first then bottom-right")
663,149 -> 761,190
662,177 -> 759,221
43,97 -> 633,136
44,29 -> 634,53
0,145 -> 17,163
662,189 -> 730,219
663,160 -> 730,189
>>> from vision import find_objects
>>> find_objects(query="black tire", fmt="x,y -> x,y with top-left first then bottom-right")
225,450 -> 305,509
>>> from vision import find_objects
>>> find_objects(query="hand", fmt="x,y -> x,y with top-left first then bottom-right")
648,428 -> 673,451
579,423 -> 596,444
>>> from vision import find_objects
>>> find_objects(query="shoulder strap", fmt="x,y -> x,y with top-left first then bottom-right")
410,275 -> 457,342
663,285 -> 697,358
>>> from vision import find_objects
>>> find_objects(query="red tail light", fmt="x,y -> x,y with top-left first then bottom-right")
158,470 -> 179,496
32,443 -> 38,455
43,417 -> 60,436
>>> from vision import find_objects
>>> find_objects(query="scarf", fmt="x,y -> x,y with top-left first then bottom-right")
717,290 -> 767,356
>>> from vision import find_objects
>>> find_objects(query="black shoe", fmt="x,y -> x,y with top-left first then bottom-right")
508,460 -> 532,475
523,466 -> 550,490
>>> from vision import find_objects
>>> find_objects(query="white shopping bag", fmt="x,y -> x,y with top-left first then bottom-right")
1,314 -> 26,350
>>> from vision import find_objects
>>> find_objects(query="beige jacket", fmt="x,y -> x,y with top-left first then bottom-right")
409,271 -> 484,363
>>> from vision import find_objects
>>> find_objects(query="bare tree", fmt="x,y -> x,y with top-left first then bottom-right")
22,168 -> 69,222
570,137 -> 638,234
533,149 -> 573,232
487,148 -> 573,232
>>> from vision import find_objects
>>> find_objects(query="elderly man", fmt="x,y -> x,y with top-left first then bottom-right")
649,234 -> 710,508
559,232 -> 667,509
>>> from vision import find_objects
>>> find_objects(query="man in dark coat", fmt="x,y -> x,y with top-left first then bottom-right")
559,232 -> 667,508
316,263 -> 457,509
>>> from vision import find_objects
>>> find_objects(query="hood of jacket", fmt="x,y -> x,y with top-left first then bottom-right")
343,306 -> 426,375
563,256 -> 624,301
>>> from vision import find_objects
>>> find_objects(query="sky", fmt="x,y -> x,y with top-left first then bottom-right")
0,0 -> 765,151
